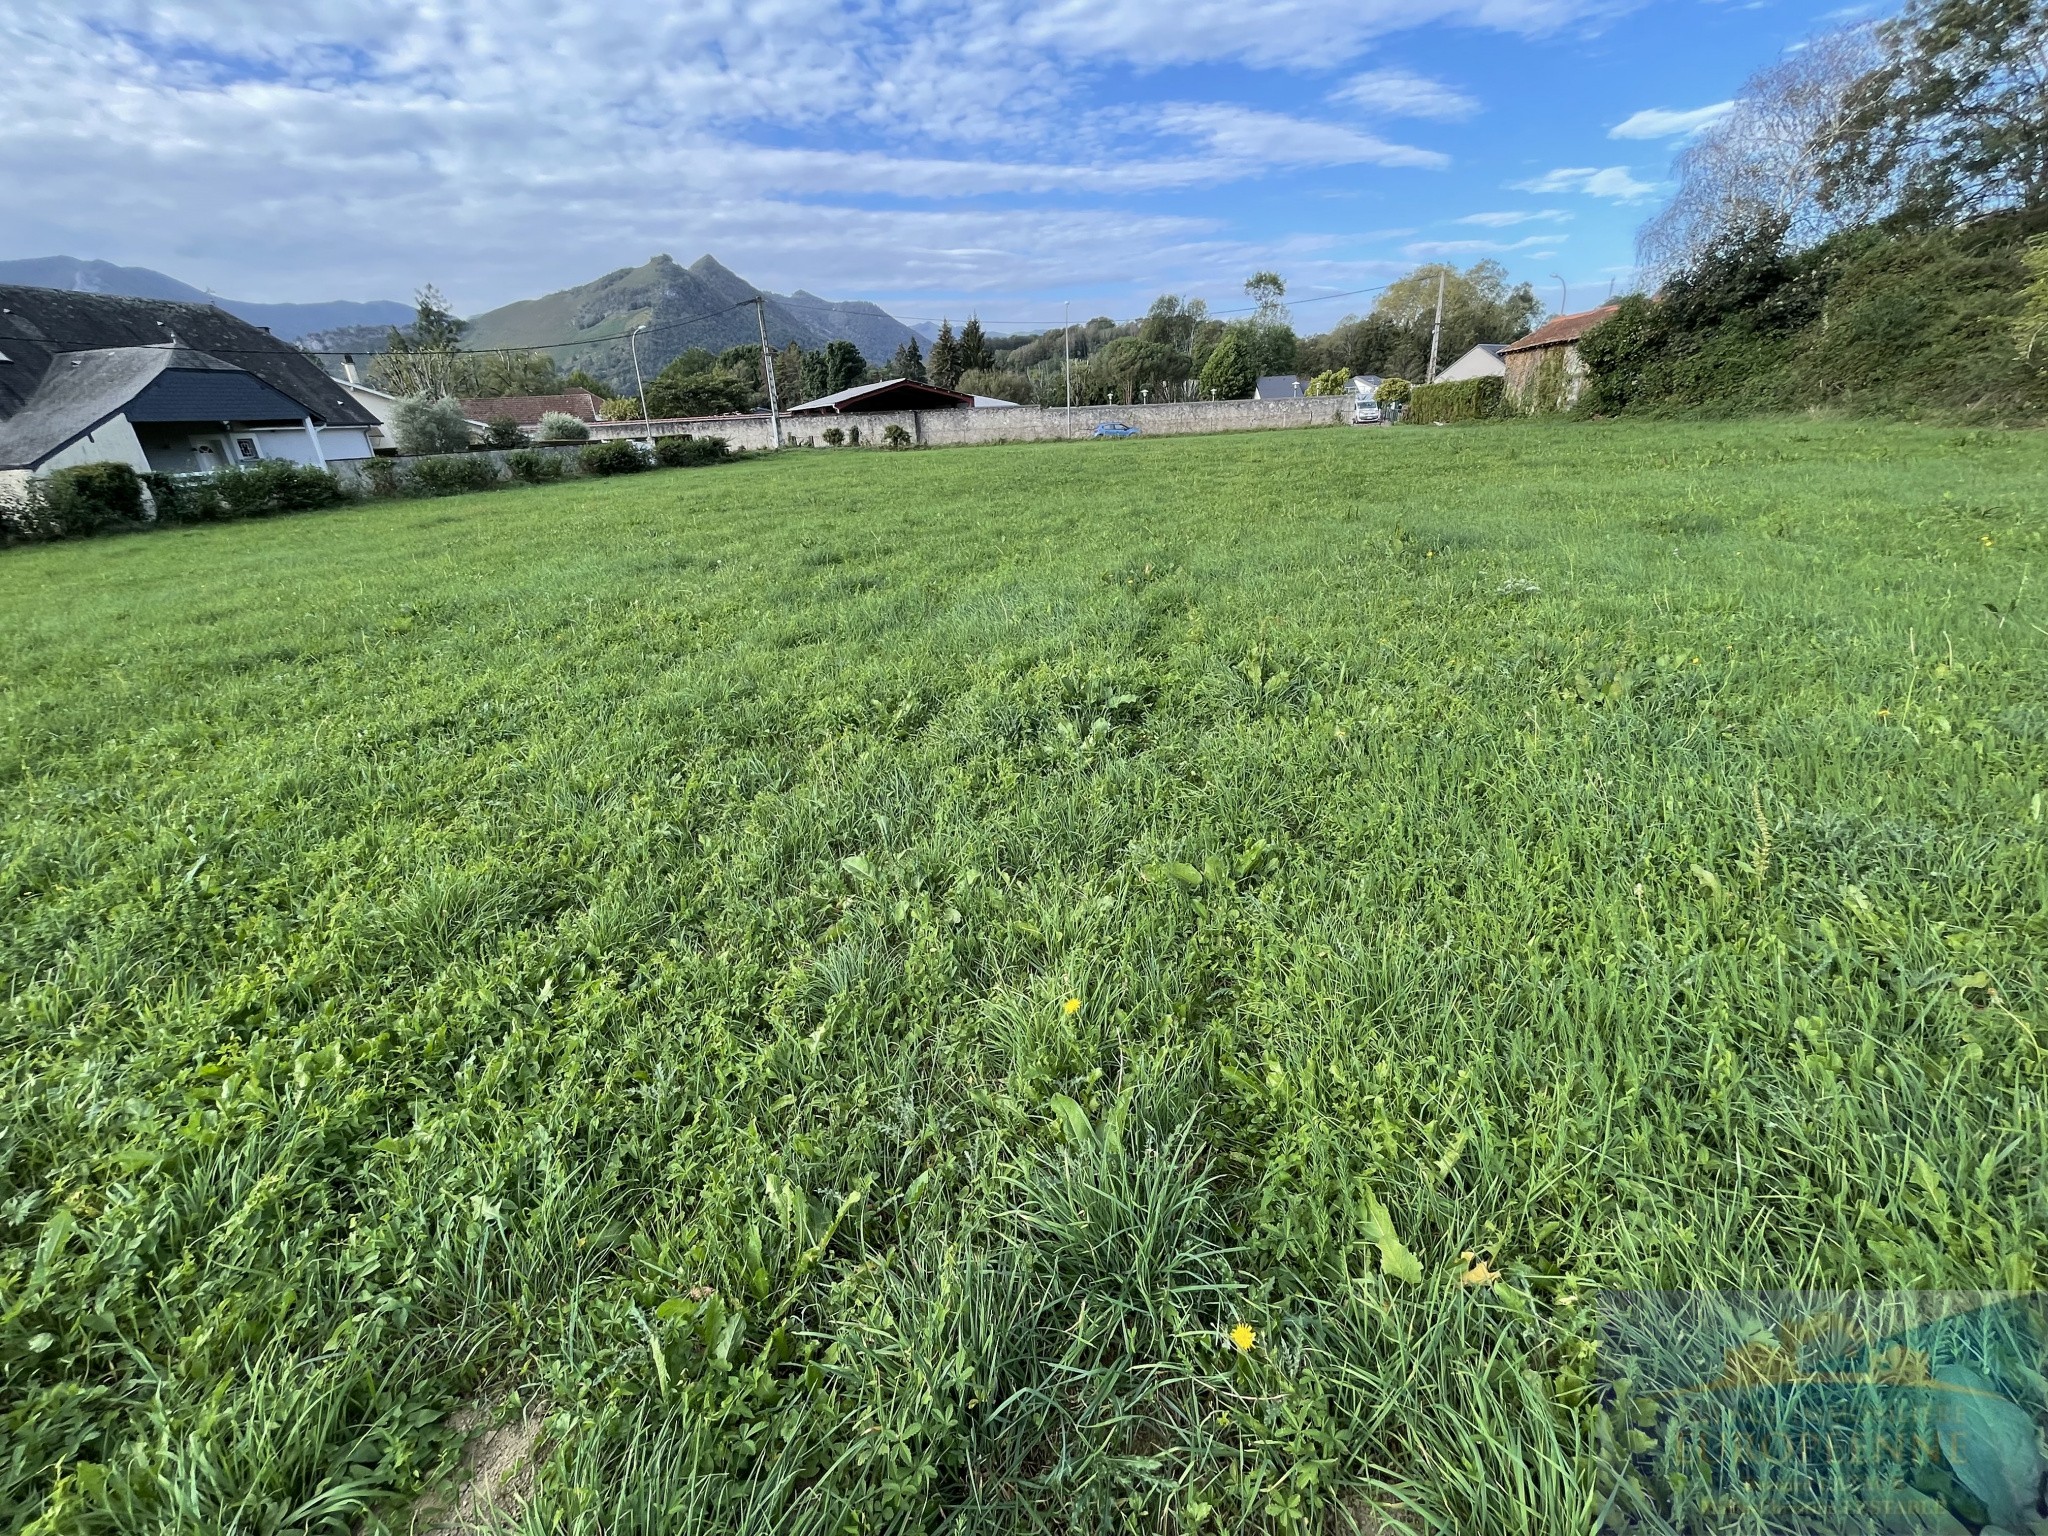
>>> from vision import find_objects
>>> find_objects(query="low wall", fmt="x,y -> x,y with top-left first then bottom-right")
325,440 -> 589,492
584,395 -> 1350,451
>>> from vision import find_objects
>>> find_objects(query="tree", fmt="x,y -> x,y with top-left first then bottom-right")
2019,235 -> 2048,362
1306,368 -> 1351,396
1244,271 -> 1289,327
928,321 -> 961,390
1139,294 -> 1209,353
1097,337 -> 1190,402
457,350 -> 558,399
564,368 -> 618,399
956,317 -> 992,373
1361,262 -> 1540,379
1377,377 -> 1412,406
483,417 -> 525,448
391,394 -> 472,456
1639,28 -> 1886,280
371,285 -> 468,397
1197,331 -> 1256,398
821,340 -> 868,395
537,412 -> 588,442
886,336 -> 927,382
645,358 -> 751,418
1818,0 -> 2048,225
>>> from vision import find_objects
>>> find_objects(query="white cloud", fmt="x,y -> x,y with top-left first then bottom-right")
1329,68 -> 1479,120
1403,234 -> 1557,257
1155,103 -> 1448,170
1608,102 -> 1734,139
1456,208 -> 1571,226
1513,166 -> 1660,200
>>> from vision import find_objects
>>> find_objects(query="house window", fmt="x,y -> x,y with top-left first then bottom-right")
235,437 -> 259,460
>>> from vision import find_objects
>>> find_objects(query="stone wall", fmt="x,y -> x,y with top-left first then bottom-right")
583,395 -> 1351,451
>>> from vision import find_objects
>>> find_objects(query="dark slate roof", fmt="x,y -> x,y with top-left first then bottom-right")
1254,375 -> 1307,399
0,285 -> 378,466
787,377 -> 972,414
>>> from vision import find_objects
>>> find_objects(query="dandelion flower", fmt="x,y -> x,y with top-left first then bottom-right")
1063,997 -> 1081,1015
1229,1323 -> 1256,1353
1461,1258 -> 1501,1288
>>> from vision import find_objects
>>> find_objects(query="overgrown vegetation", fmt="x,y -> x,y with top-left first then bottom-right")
4,422 -> 2042,1533
1405,375 -> 1505,423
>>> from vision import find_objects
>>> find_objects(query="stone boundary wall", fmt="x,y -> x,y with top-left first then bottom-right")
584,395 -> 1350,451
325,440 -> 589,492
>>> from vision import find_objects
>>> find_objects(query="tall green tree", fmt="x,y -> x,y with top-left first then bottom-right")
928,321 -> 962,389
1197,331 -> 1256,398
821,340 -> 869,395
371,285 -> 468,397
1820,0 -> 2048,223
956,317 -> 992,373
886,336 -> 927,381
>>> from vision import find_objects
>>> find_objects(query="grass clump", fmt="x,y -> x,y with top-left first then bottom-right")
1,420 -> 2043,1533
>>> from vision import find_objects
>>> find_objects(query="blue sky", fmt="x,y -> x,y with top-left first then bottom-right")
0,0 -> 1878,331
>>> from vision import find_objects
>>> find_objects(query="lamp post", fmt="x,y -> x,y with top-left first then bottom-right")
629,324 -> 652,448
1550,275 -> 1568,316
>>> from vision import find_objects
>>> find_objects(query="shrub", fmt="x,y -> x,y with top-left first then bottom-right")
821,427 -> 845,446
406,454 -> 502,497
392,395 -> 474,456
484,417 -> 526,449
653,435 -> 728,468
1405,376 -> 1503,423
847,424 -> 861,446
1377,377 -> 1412,406
882,423 -> 913,449
506,449 -> 567,483
153,460 -> 349,522
357,458 -> 403,498
599,396 -> 646,422
579,440 -> 648,476
537,412 -> 589,442
40,461 -> 148,535
1306,368 -> 1351,396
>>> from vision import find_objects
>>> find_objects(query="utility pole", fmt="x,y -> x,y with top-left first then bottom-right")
1063,300 -> 1072,437
754,297 -> 782,450
1425,269 -> 1447,384
629,325 -> 652,447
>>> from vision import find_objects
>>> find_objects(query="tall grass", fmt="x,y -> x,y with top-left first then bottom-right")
2,420 -> 2043,1533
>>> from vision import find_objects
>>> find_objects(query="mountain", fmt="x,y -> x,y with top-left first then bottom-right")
461,255 -> 923,389
0,256 -> 413,342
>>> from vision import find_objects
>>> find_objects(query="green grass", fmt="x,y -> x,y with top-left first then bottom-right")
3,420 -> 2044,1534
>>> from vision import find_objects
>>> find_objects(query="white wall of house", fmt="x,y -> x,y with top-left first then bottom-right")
38,415 -> 152,476
1434,346 -> 1506,384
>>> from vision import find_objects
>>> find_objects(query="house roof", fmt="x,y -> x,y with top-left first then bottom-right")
1499,307 -> 1619,354
457,391 -> 606,426
1254,375 -> 1307,398
0,344 -> 318,469
787,377 -> 973,414
0,285 -> 377,465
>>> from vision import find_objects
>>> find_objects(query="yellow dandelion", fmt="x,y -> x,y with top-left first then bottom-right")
1877,708 -> 1891,719
1460,1258 -> 1502,1288
1981,536 -> 1993,546
1229,1323 -> 1256,1353
1062,996 -> 1081,1015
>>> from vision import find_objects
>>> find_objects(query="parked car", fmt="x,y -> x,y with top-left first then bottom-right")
1351,399 -> 1382,425
1093,421 -> 1140,438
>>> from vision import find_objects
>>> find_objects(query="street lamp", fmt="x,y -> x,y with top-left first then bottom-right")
1550,275 -> 1568,316
629,324 -> 652,448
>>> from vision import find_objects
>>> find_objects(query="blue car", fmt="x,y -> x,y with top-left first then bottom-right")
1093,421 -> 1140,438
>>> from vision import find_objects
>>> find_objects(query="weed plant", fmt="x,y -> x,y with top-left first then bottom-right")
1,420 -> 2043,1533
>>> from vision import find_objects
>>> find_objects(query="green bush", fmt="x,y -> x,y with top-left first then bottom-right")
484,417 -> 526,449
579,440 -> 648,477
537,412 -> 589,442
392,395 -> 474,456
158,461 -> 349,522
882,423 -> 913,449
1377,376 -> 1412,406
407,455 -> 502,497
506,449 -> 567,483
653,434 -> 728,468
821,427 -> 845,446
1405,376 -> 1504,423
357,458 -> 403,498
39,461 -> 149,535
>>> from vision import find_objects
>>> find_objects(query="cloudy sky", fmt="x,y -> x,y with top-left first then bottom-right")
0,0 -> 1868,328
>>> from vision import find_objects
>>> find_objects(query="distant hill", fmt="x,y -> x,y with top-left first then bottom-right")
0,256 -> 413,342
461,255 -> 924,388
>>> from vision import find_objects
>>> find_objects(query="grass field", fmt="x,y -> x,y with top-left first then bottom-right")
3,420 -> 2045,1534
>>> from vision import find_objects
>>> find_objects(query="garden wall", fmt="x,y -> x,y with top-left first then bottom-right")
583,395 -> 1351,451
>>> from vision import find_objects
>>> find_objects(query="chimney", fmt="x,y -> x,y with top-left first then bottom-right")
341,353 -> 361,386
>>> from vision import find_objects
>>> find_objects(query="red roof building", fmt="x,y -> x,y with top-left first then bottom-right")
1499,305 -> 1618,412
457,390 -> 606,427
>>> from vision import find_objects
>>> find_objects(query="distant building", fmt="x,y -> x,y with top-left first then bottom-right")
787,378 -> 973,414
0,285 -> 380,496
1254,375 -> 1308,400
1433,344 -> 1507,384
1499,308 -> 1618,411
1351,374 -> 1384,400
455,390 -> 606,428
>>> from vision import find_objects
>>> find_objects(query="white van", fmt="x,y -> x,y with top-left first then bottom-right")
1351,375 -> 1383,425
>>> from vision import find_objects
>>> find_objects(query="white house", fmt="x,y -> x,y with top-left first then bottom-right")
1433,344 -> 1507,384
0,285 -> 381,499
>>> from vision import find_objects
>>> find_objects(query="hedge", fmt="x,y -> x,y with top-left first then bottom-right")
1404,375 -> 1505,423
652,434 -> 729,468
